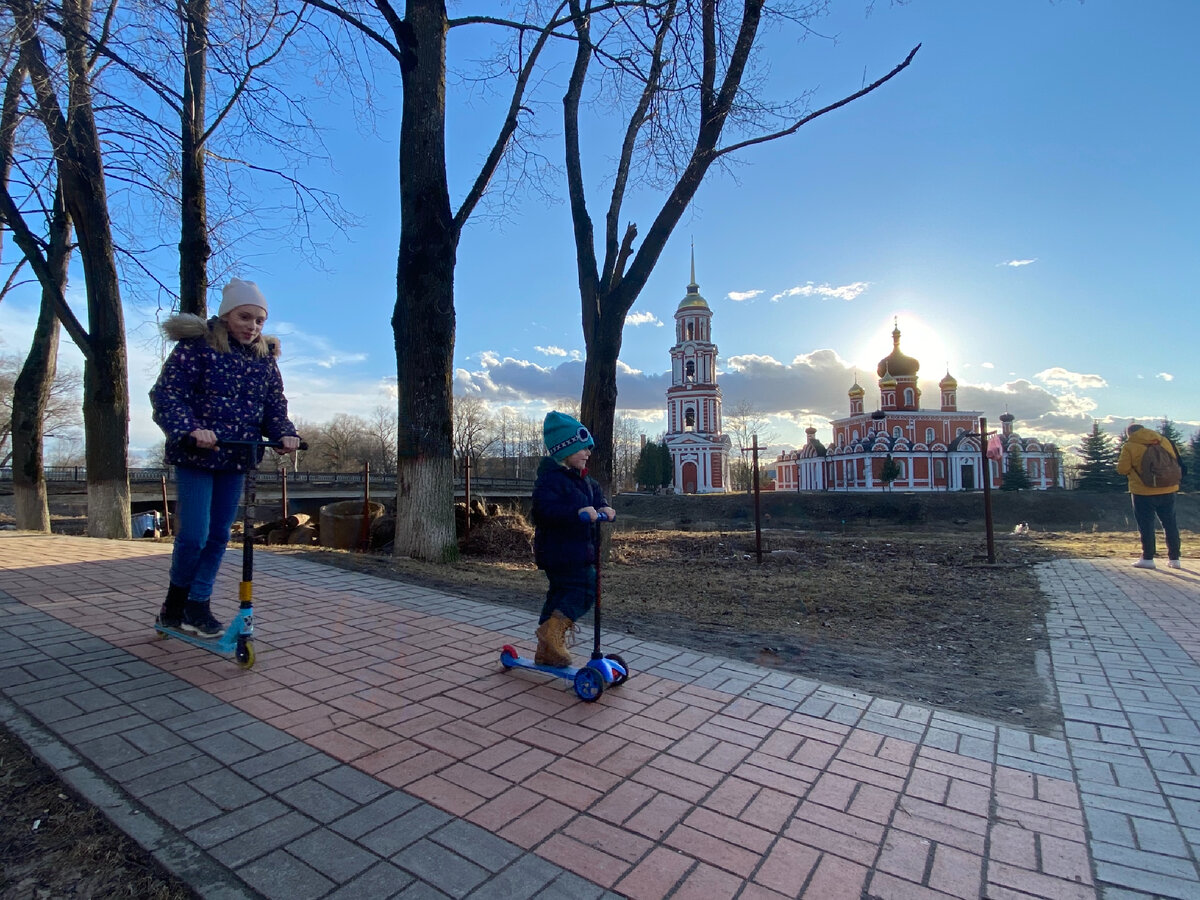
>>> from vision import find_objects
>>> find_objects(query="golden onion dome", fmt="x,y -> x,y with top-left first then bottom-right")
876,324 -> 920,378
939,369 -> 958,389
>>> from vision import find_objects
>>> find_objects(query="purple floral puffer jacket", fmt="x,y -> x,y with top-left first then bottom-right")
150,314 -> 297,472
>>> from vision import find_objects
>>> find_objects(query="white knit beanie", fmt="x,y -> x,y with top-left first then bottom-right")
217,278 -> 268,318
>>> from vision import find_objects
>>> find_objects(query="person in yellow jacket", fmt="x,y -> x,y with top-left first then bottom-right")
1116,423 -> 1182,569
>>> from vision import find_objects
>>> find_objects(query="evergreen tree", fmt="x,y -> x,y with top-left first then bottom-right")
634,441 -> 661,491
1188,431 -> 1200,492
880,454 -> 902,490
1158,418 -> 1185,451
1001,446 -> 1032,491
1074,423 -> 1123,491
658,442 -> 674,489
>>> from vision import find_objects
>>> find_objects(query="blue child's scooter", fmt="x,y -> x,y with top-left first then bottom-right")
500,513 -> 629,701
155,437 -> 304,669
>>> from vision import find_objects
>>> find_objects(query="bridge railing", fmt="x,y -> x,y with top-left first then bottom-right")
0,466 -> 535,494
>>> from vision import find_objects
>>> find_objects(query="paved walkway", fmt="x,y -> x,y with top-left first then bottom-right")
0,534 -> 1197,899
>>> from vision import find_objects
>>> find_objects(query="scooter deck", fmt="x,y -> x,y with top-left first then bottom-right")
155,618 -> 255,668
499,645 -> 628,702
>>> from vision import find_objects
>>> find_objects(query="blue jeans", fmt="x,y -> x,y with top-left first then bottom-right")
539,566 -> 596,624
1131,492 -> 1181,561
169,467 -> 244,602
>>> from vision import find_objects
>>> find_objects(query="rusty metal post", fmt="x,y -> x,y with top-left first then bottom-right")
280,464 -> 289,521
980,416 -> 995,564
160,474 -> 171,535
358,460 -> 371,552
753,434 -> 763,564
463,454 -> 472,541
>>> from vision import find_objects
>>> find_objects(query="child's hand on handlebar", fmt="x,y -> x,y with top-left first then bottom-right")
189,428 -> 218,450
279,435 -> 301,453
598,507 -> 616,522
578,506 -> 599,522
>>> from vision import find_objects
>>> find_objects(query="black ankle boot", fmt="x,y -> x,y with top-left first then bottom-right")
157,583 -> 188,629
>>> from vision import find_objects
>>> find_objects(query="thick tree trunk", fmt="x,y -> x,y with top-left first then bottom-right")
579,290 -> 624,495
179,0 -> 210,316
60,0 -> 131,538
391,0 -> 457,561
11,190 -> 70,532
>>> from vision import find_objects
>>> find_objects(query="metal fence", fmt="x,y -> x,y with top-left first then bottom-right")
0,466 -> 534,493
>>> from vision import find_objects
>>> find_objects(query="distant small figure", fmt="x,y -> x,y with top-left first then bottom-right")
1013,522 -> 1029,535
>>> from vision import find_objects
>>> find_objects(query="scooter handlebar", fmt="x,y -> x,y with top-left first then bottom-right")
183,435 -> 308,452
579,510 -> 610,522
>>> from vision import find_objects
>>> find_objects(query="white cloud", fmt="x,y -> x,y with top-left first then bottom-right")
535,345 -> 568,357
727,290 -> 763,302
1157,372 -> 1174,382
1034,367 -> 1108,390
1000,258 -> 1038,267
981,362 -> 995,369
625,311 -> 663,327
770,281 -> 870,302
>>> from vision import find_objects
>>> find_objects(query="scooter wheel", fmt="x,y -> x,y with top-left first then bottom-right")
605,653 -> 630,686
574,666 -> 604,702
500,645 -> 519,668
236,639 -> 256,669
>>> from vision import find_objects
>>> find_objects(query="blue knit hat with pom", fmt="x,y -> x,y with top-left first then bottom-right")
544,411 -> 594,463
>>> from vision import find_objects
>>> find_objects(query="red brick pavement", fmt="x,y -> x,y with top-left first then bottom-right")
0,535 -> 1095,898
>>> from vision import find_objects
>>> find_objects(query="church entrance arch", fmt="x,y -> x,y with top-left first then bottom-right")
682,461 -> 698,494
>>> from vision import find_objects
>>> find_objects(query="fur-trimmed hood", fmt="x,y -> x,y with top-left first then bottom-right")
161,313 -> 281,358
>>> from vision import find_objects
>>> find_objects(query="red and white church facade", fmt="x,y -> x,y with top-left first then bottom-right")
772,324 -> 1064,492
663,257 -> 731,493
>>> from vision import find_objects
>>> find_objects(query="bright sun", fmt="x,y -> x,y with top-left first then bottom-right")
851,315 -> 953,381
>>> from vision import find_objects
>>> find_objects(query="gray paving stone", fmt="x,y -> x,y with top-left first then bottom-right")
325,861 -> 416,899
142,782 -> 224,829
187,798 -> 292,849
533,870 -> 609,899
465,854 -> 562,899
331,791 -> 422,841
317,763 -> 391,804
237,848 -> 335,900
393,838 -> 489,899
278,778 -> 360,822
431,819 -> 522,873
361,804 -> 453,857
1093,859 -> 1200,900
191,765 -> 268,811
77,733 -> 145,769
1130,816 -> 1189,857
286,827 -> 380,882
210,810 -> 320,868
125,752 -> 223,797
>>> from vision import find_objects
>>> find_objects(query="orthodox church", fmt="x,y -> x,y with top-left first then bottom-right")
662,256 -> 731,493
772,322 -> 1064,492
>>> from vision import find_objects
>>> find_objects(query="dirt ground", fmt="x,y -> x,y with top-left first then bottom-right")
0,497 -> 1184,897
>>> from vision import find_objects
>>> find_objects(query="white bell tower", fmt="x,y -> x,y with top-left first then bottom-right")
663,248 -> 730,493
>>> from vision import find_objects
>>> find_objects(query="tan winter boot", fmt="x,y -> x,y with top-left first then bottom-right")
534,611 -> 574,667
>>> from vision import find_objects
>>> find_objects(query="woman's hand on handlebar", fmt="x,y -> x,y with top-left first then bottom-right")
279,435 -> 301,453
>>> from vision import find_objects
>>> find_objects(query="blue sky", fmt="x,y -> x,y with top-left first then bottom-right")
2,0 -> 1197,462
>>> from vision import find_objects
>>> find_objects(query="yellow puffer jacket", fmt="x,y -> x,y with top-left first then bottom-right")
1117,427 -> 1181,496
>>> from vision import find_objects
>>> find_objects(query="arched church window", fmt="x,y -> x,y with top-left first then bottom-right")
686,322 -> 694,341
904,388 -> 914,406
684,408 -> 695,430
892,426 -> 902,438
685,360 -> 695,382
926,427 -> 935,443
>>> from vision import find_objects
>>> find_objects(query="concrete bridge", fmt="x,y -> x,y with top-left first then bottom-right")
0,466 -> 537,517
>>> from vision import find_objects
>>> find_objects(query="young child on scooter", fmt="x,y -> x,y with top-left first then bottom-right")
531,411 -> 616,667
150,278 -> 300,637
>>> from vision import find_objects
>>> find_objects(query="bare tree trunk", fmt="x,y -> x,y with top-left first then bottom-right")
55,0 -> 131,538
11,187 -> 71,531
392,0 -> 457,561
179,0 -> 211,316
